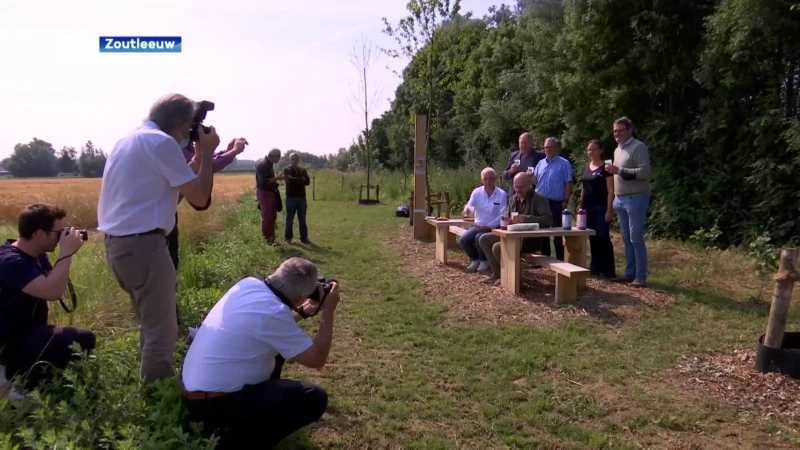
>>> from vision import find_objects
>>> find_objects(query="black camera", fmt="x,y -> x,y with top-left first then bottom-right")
308,277 -> 337,302
79,230 -> 88,241
188,100 -> 215,142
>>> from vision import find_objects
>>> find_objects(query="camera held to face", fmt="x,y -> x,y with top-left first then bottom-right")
79,230 -> 88,241
308,277 -> 337,303
189,100 -> 215,142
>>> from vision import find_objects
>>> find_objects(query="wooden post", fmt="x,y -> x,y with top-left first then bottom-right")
341,176 -> 344,192
763,248 -> 800,348
412,115 -> 428,240
312,176 -> 315,201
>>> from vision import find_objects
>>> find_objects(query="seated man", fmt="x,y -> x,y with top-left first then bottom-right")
180,257 -> 339,449
460,167 -> 507,273
479,172 -> 553,282
0,204 -> 96,394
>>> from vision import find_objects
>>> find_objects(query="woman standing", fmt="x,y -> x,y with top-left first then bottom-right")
580,140 -> 616,278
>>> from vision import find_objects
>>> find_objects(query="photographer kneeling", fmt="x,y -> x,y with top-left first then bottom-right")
180,257 -> 338,449
0,204 -> 96,395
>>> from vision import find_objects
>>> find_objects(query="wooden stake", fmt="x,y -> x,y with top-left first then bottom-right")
412,114 -> 428,240
763,248 -> 800,348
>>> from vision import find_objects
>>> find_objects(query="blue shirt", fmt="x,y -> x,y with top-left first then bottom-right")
0,240 -> 51,351
534,155 -> 573,201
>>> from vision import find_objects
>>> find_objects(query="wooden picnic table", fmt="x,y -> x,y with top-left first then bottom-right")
425,218 -> 473,264
492,227 -> 596,299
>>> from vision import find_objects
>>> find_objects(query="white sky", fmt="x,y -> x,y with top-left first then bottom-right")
0,0 -> 499,161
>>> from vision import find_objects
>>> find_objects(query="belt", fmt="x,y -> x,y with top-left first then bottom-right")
181,386 -> 229,400
107,229 -> 165,238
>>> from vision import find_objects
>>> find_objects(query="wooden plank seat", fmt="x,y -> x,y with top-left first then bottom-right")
448,226 -> 467,237
521,254 -> 590,303
425,218 -> 472,264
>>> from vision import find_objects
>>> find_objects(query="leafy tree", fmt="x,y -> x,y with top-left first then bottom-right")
78,140 -> 107,178
7,138 -> 58,177
56,146 -> 78,174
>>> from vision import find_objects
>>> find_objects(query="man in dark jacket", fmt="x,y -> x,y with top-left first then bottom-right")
478,172 -> 553,283
282,152 -> 311,244
255,149 -> 284,244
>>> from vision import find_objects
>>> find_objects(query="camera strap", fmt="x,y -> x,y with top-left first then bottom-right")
263,278 -> 312,319
59,279 -> 78,314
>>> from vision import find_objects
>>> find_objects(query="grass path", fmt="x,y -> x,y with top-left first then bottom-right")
274,200 -> 799,449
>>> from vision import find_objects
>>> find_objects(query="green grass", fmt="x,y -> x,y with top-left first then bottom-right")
1,187 -> 799,449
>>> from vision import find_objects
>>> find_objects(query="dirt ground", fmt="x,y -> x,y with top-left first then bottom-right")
386,233 -> 674,326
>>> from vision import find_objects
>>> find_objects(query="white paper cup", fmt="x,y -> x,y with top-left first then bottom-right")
526,167 -> 534,175
511,212 -> 519,217
605,159 -> 613,165
514,159 -> 521,165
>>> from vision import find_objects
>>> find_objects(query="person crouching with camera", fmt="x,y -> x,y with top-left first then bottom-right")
0,204 -> 96,398
180,257 -> 339,449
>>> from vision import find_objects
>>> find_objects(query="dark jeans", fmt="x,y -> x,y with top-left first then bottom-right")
459,226 -> 490,261
285,197 -> 308,241
585,204 -> 616,278
541,199 -> 565,260
1,325 -> 96,390
183,371 -> 328,449
167,212 -> 181,324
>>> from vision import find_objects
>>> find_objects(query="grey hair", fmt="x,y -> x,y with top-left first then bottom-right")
544,137 -> 561,148
614,116 -> 633,129
519,132 -> 533,140
269,257 -> 319,301
268,148 -> 282,158
289,151 -> 300,160
480,167 -> 496,178
147,93 -> 197,134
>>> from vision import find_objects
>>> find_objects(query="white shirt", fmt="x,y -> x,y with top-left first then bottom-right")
465,185 -> 507,228
181,277 -> 313,392
97,120 -> 197,236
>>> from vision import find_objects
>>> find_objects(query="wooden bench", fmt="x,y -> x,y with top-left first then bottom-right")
425,218 -> 471,264
522,254 -> 590,303
492,227 -> 595,302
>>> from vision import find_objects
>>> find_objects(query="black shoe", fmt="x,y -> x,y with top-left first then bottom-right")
285,238 -> 292,244
301,238 -> 311,244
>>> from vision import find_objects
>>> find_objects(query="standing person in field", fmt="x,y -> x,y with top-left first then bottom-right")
580,140 -> 616,279
502,132 -> 546,182
605,116 -> 652,287
533,137 -> 573,261
282,152 -> 311,244
255,149 -> 284,244
97,93 -> 220,384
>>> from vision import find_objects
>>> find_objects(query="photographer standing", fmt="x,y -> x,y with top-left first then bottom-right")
97,93 -> 220,384
0,204 -> 96,395
180,257 -> 338,449
255,148 -> 284,244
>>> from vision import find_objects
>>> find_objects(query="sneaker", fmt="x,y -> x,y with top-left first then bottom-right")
631,279 -> 647,288
477,261 -> 490,272
466,260 -> 480,272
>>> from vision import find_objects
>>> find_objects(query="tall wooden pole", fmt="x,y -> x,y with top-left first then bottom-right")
763,248 -> 800,348
412,114 -> 428,240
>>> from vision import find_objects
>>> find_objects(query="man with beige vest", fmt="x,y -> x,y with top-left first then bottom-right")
479,172 -> 553,283
604,116 -> 652,287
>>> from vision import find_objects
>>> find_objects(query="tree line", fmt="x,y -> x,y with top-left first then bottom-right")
333,0 -> 800,248
1,139 -> 108,178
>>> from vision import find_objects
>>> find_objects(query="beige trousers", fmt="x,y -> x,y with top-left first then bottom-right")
479,233 -> 545,276
104,232 -> 177,383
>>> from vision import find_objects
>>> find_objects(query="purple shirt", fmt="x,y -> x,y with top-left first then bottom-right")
182,144 -> 237,173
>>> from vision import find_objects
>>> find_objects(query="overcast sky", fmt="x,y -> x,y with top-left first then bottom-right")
0,0 -> 499,161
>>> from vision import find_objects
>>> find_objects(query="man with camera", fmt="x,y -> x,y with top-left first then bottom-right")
180,257 -> 339,449
0,204 -> 96,396
97,93 -> 220,384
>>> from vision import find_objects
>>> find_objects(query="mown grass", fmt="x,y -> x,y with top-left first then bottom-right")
0,170 -> 798,449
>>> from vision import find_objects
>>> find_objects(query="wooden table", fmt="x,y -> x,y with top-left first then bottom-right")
425,218 -> 472,264
492,227 -> 596,296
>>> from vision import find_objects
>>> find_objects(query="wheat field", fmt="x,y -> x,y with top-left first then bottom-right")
0,174 -> 257,243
